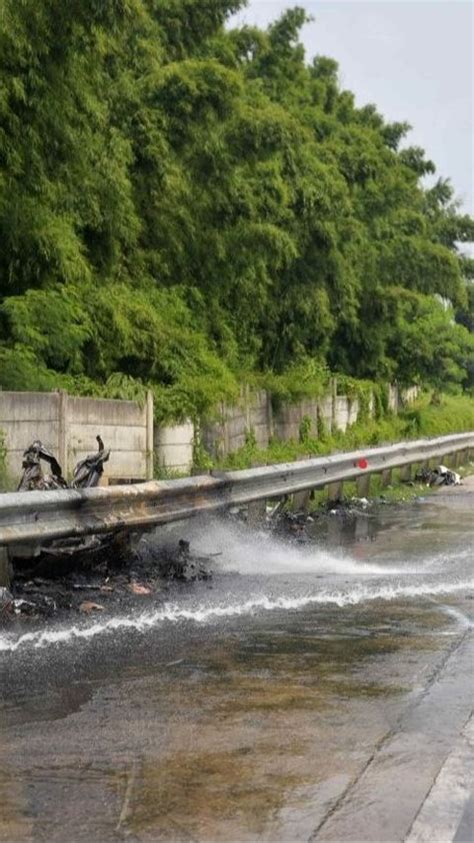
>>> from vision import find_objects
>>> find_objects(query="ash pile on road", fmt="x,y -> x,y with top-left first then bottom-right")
1,537 -> 213,625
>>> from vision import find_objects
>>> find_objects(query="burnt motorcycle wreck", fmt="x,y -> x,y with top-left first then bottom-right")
6,437 -> 212,623
15,436 -> 113,564
18,435 -> 110,492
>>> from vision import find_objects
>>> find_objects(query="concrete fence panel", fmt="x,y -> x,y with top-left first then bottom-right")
348,398 -> 359,427
1,382 -> 419,483
0,390 -> 153,484
154,421 -> 194,473
0,391 -> 60,478
318,396 -> 333,433
333,396 -> 351,432
67,395 -> 149,482
388,384 -> 399,413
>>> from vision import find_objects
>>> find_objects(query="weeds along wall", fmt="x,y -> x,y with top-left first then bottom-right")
0,383 -> 415,482
184,382 -> 411,472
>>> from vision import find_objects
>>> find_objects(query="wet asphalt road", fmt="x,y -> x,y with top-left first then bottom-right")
0,479 -> 473,843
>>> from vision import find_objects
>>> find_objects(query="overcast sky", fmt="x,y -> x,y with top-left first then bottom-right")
229,1 -> 473,216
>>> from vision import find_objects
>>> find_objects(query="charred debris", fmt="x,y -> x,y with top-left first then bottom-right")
2,438 -> 213,624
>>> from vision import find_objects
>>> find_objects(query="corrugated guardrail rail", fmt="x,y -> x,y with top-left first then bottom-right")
1,433 -> 473,547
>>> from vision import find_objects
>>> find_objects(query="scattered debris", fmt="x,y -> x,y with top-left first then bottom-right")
10,594 -> 57,617
128,582 -> 152,595
3,537 -> 214,626
79,601 -> 105,614
13,598 -> 39,616
414,465 -> 461,487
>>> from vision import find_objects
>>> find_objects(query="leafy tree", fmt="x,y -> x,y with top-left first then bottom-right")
0,1 -> 472,416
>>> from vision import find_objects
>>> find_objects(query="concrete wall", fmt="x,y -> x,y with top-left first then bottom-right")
401,386 -> 419,406
0,383 -> 419,483
200,381 -> 371,460
67,395 -> 152,482
154,422 -> 194,473
333,396 -> 351,433
199,381 -> 418,461
0,390 -> 153,483
201,387 -> 271,461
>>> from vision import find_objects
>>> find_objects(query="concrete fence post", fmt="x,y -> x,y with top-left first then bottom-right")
58,390 -> 69,476
292,454 -> 311,511
266,390 -> 274,441
245,384 -> 251,431
146,390 -> 154,480
222,401 -> 230,456
331,378 -> 337,431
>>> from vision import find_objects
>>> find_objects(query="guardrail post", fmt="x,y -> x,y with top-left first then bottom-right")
399,464 -> 412,482
381,468 -> 392,487
452,451 -> 461,469
356,473 -> 371,497
328,480 -> 343,502
0,546 -> 11,588
293,455 -> 311,510
458,449 -> 469,467
293,490 -> 311,511
247,499 -> 267,527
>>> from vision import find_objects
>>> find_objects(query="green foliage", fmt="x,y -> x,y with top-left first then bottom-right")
192,429 -> 214,471
298,414 -> 312,443
259,359 -> 331,409
0,0 -> 472,414
373,383 -> 390,420
316,408 -> 328,441
402,393 -> 474,437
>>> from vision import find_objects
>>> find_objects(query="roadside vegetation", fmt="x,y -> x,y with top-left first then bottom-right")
209,393 -> 474,470
0,1 -> 473,424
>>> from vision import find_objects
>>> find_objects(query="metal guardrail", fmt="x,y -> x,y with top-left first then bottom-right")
1,433 -> 473,547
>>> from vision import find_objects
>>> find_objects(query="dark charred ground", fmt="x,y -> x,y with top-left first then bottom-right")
1,533 -> 214,629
